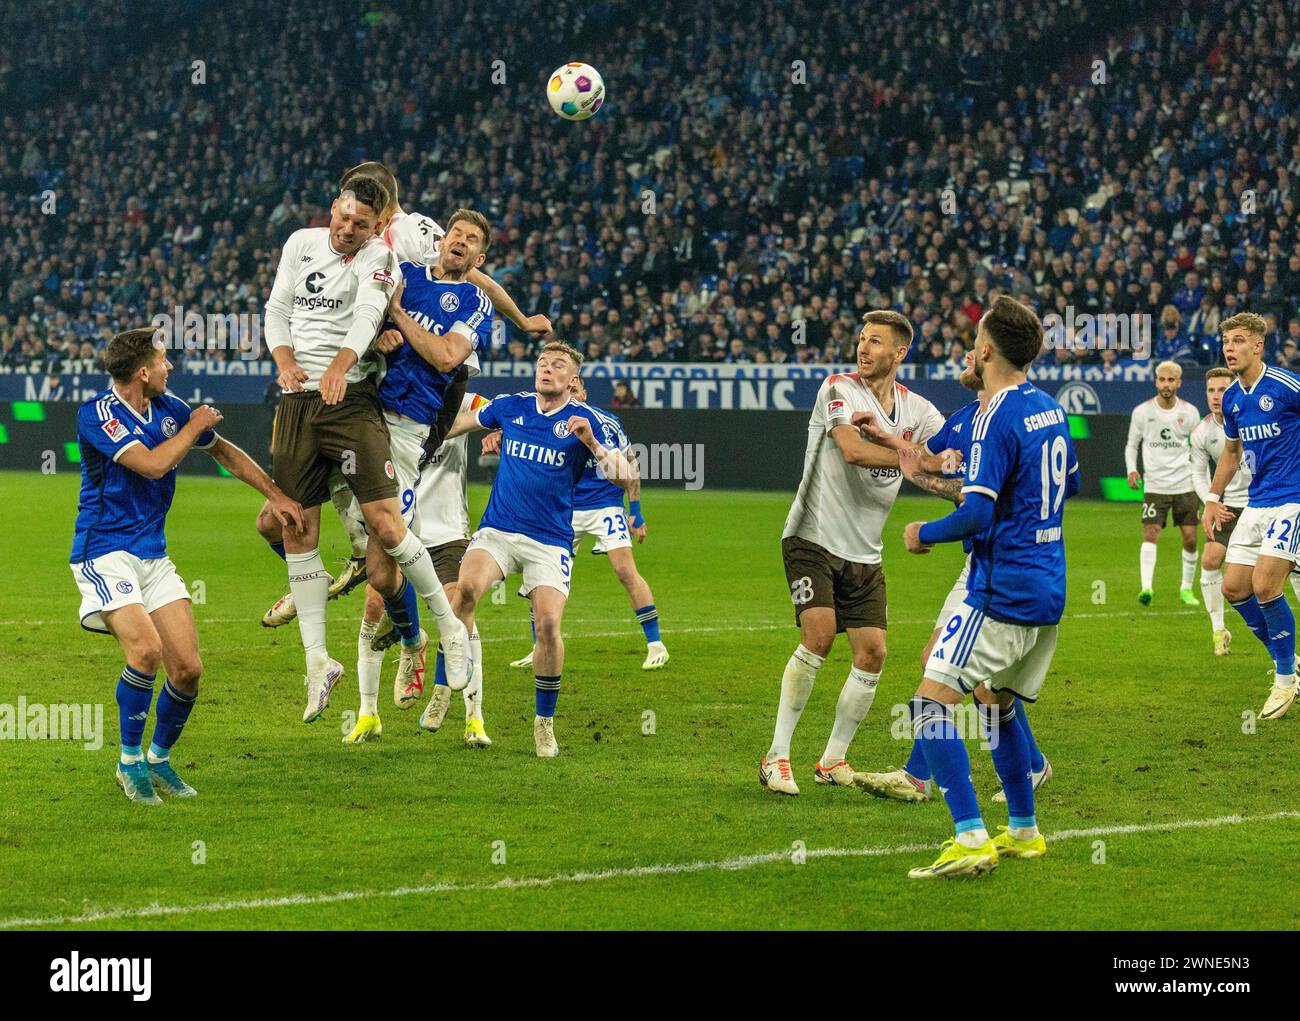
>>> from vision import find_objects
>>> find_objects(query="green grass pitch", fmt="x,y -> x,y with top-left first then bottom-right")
1,468 -> 1296,930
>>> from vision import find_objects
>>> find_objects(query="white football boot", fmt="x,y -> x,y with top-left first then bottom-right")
303,659 -> 344,723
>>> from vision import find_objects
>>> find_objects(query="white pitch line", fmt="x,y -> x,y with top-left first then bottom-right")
0,607 -> 1201,639
1,810 -> 1294,930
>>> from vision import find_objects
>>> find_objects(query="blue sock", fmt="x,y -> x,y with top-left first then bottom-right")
535,674 -> 560,717
384,579 -> 422,646
983,701 -> 1035,829
268,540 -> 286,561
1258,594 -> 1297,675
434,649 -> 448,687
903,739 -> 930,780
116,665 -> 155,758
1014,697 -> 1045,773
911,696 -> 983,836
635,604 -> 661,643
149,679 -> 197,758
1230,595 -> 1273,651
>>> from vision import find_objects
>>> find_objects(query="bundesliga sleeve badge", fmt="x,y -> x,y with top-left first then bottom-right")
101,417 -> 128,442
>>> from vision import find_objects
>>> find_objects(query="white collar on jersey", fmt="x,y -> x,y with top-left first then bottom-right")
535,394 -> 572,417
111,385 -> 152,424
1238,363 -> 1268,394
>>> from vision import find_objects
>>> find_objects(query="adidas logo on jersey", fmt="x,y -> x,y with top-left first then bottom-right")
512,417 -> 524,425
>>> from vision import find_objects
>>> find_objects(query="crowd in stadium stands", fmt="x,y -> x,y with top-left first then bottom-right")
2,0 -> 1299,383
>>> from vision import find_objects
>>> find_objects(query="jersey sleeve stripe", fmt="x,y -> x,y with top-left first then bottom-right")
110,439 -> 143,463
961,484 -> 999,500
1265,368 -> 1300,391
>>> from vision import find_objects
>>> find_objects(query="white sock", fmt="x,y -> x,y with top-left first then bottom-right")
1277,673 -> 1298,689
287,550 -> 330,675
357,618 -> 383,716
465,628 -> 483,721
1139,541 -> 1157,590
1201,568 -> 1224,629
956,827 -> 990,849
385,531 -> 458,632
1008,824 -> 1039,840
1181,549 -> 1197,589
768,644 -> 823,760
821,667 -> 880,765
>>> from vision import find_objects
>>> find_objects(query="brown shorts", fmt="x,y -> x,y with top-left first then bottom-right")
781,535 -> 887,632
1142,491 -> 1199,528
271,380 -> 398,509
427,539 -> 469,586
1207,506 -> 1244,546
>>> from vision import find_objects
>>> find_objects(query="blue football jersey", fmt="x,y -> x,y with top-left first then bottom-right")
573,405 -> 630,511
71,388 -> 217,562
1221,367 -> 1300,507
925,398 -> 981,554
476,394 -> 609,549
378,263 -> 492,425
961,383 -> 1079,627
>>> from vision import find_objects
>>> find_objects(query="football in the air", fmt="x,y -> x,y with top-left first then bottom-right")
547,62 -> 605,121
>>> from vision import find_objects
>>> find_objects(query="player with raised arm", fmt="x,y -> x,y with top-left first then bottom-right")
1190,368 -> 1253,656
1203,313 -> 1300,720
335,210 -> 496,744
72,329 -> 304,803
258,161 -> 549,628
440,341 -> 639,757
901,296 -> 1079,879
760,310 -> 946,796
506,376 -> 668,672
262,177 -> 470,724
1125,362 -> 1201,606
856,349 -> 1051,805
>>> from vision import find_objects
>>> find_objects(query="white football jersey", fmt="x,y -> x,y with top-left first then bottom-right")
1125,397 -> 1198,494
384,209 -> 444,265
1190,413 -> 1251,508
782,374 -> 945,564
264,229 -> 397,388
413,392 -> 485,548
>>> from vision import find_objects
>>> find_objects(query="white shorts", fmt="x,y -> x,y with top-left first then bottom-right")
925,603 -> 1058,702
572,506 -> 632,555
1225,503 -> 1300,567
468,526 -> 572,598
71,551 -> 190,634
933,555 -> 972,632
329,411 -> 429,540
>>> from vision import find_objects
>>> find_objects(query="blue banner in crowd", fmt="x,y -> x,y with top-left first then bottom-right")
0,360 -> 1175,416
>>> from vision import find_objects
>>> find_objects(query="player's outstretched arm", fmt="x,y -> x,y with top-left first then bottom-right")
468,268 -> 551,334
206,435 -> 305,533
442,408 -> 488,441
830,424 -> 899,469
898,446 -> 964,505
905,492 -> 996,554
116,405 -> 222,480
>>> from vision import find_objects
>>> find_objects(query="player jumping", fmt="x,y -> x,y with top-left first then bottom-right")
901,295 -> 1079,879
263,177 -> 470,722
1125,361 -> 1200,606
760,310 -> 945,796
1203,313 -> 1300,720
72,328 -> 304,803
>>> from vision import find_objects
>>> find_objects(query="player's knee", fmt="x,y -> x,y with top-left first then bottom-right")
855,642 -> 885,673
1222,576 -> 1250,602
535,615 -> 562,646
170,657 -> 202,692
130,643 -> 164,676
255,504 -> 281,543
1201,551 -> 1219,572
800,627 -> 834,658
